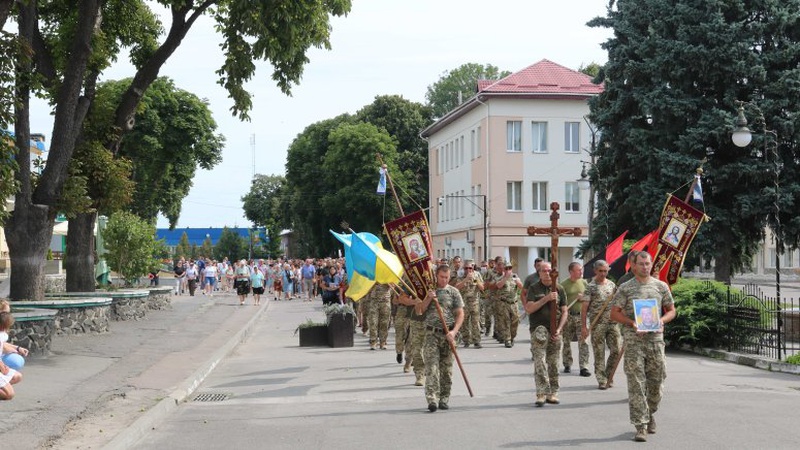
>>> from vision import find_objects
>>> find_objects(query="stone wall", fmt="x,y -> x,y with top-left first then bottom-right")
110,294 -> 148,321
10,314 -> 56,356
17,298 -> 112,335
54,305 -> 110,334
44,275 -> 66,293
147,287 -> 172,310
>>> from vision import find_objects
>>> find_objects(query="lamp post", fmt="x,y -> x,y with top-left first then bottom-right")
439,194 -> 488,262
731,100 -> 783,359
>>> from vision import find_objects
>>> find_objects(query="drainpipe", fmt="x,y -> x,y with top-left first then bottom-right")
475,95 -> 490,260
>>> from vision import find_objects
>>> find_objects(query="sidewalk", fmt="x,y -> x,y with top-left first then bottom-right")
2,289 -> 268,450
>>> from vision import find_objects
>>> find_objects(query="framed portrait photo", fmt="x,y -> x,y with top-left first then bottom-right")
633,298 -> 661,332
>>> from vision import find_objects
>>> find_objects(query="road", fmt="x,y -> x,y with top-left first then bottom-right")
132,299 -> 800,450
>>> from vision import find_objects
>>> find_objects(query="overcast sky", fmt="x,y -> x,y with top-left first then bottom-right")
30,0 -> 612,229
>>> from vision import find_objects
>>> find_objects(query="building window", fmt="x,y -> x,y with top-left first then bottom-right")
507,121 -> 522,152
565,182 -> 580,212
564,122 -> 580,153
470,130 -> 476,160
460,136 -> 465,164
531,122 -> 547,153
476,126 -> 481,157
532,182 -> 548,211
507,181 -> 522,211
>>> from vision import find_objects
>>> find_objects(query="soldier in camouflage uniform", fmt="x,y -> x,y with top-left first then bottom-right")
610,251 -> 676,442
492,262 -> 522,348
485,257 -> 506,342
455,259 -> 484,348
561,262 -> 590,376
580,259 -> 620,390
420,265 -> 464,412
522,261 -> 568,407
358,290 -> 372,336
366,283 -> 393,350
409,309 -> 427,385
393,289 -> 417,371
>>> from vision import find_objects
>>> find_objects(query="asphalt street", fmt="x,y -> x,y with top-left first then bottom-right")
132,299 -> 800,450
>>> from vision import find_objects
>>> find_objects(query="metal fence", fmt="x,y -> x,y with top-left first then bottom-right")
717,283 -> 800,361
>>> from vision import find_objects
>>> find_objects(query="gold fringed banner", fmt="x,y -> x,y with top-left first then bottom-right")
383,210 -> 434,300
652,194 -> 710,285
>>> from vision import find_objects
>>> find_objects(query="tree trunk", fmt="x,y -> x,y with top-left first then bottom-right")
65,211 -> 97,292
5,203 -> 52,301
714,228 -> 732,284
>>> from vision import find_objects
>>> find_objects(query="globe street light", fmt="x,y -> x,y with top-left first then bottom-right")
731,100 -> 784,359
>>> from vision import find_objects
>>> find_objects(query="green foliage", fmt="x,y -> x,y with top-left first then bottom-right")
242,175 -> 286,258
102,211 -> 160,286
201,235 -> 214,258
665,278 -> 758,350
356,95 -> 432,206
323,303 -> 355,325
786,354 -> 800,365
213,227 -> 247,261
174,231 -> 191,260
588,1 -> 800,281
577,61 -> 602,78
425,63 -> 511,118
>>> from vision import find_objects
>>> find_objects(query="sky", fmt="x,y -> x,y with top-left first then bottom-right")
29,0 -> 613,229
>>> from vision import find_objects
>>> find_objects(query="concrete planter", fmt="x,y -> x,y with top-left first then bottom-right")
146,286 -> 173,310
15,297 -> 112,335
299,325 -> 329,347
48,289 -> 149,321
327,314 -> 354,348
9,308 -> 58,355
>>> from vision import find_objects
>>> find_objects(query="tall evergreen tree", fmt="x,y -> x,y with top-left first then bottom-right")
175,231 -> 191,260
588,0 -> 800,282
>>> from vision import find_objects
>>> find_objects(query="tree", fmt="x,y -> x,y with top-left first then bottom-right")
3,0 -> 351,300
356,95 -> 432,206
284,114 -> 356,255
213,227 -> 247,261
242,174 -> 286,259
201,235 -> 214,258
284,118 -> 408,256
578,62 -> 602,78
587,0 -> 800,282
102,211 -> 159,286
174,231 -> 190,260
425,63 -> 511,118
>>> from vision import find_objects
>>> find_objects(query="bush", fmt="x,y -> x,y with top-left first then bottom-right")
665,278 -> 757,349
323,303 -> 355,325
786,354 -> 800,365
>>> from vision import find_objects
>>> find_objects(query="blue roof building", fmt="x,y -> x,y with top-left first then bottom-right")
156,227 -> 267,248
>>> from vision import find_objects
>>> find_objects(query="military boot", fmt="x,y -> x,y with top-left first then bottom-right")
634,426 -> 647,442
647,416 -> 656,434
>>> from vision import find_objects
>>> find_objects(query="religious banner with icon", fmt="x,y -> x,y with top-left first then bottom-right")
383,210 -> 435,300
651,194 -> 710,285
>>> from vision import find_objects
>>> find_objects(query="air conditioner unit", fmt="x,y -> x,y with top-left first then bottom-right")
465,230 -> 475,243
444,236 -> 452,246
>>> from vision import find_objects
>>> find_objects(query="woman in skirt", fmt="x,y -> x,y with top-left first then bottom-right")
234,259 -> 251,305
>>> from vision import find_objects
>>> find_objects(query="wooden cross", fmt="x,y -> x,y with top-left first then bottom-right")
527,202 -> 583,336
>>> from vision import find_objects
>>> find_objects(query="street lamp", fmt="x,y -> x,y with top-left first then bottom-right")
731,100 -> 783,359
438,194 -> 488,262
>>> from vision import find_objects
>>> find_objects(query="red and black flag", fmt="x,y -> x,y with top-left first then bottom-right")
583,230 -> 628,279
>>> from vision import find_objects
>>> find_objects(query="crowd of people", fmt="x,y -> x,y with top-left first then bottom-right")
171,256 -> 348,305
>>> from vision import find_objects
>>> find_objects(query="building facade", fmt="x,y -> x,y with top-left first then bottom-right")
421,60 -> 603,277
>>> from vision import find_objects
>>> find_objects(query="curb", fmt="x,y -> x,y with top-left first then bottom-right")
102,300 -> 271,450
679,345 -> 800,375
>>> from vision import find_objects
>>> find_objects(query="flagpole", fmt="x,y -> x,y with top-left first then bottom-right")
376,154 -> 405,216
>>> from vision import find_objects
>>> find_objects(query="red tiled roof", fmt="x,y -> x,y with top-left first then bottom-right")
478,59 -> 602,95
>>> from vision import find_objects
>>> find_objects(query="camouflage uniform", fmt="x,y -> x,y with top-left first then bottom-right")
612,277 -> 674,427
367,284 -> 393,348
394,303 -> 413,356
486,269 -> 504,339
409,317 -> 427,384
585,278 -> 620,386
525,279 -> 567,396
358,294 -> 372,334
457,272 -> 483,345
495,275 -> 520,345
561,277 -> 590,371
422,285 -> 464,406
